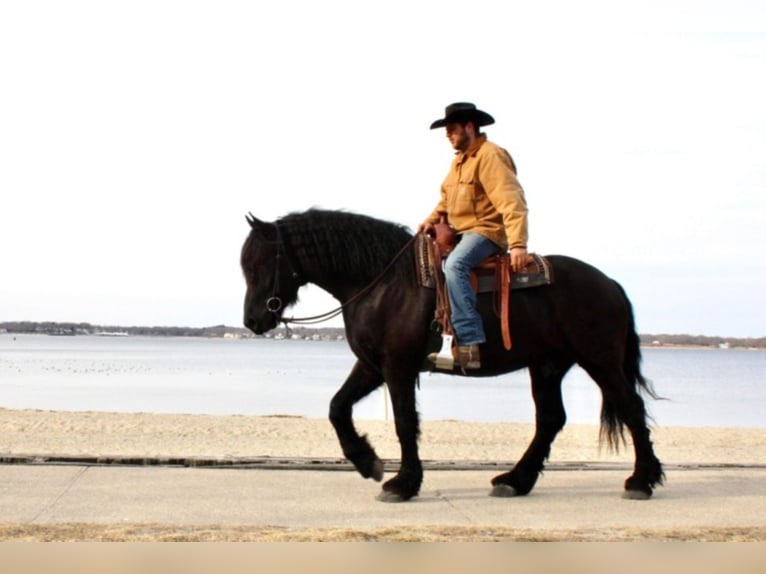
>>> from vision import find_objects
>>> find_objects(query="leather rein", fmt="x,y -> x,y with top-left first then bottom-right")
266,225 -> 418,327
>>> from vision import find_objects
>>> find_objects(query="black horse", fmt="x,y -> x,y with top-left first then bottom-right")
241,208 -> 663,502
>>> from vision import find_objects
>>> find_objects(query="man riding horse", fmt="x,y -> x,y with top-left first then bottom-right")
418,103 -> 529,370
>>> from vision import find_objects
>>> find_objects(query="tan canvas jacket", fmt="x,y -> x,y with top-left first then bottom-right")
426,134 -> 528,250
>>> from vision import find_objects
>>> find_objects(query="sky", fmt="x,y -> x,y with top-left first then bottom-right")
1,1 -> 764,338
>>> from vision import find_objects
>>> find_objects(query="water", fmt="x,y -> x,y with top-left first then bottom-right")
1,334 -> 764,428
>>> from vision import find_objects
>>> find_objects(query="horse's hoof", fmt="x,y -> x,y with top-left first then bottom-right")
490,484 -> 519,498
622,489 -> 652,500
376,490 -> 406,503
370,459 -> 384,482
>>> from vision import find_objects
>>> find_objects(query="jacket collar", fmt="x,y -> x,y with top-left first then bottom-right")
456,133 -> 487,161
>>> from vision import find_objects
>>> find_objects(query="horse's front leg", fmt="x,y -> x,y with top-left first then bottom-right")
329,360 -> 385,482
491,358 -> 569,497
377,372 -> 422,502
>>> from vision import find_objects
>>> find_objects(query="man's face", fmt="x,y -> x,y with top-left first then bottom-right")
445,122 -> 471,152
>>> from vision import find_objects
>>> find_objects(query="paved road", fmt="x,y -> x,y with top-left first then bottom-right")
1,461 -> 765,535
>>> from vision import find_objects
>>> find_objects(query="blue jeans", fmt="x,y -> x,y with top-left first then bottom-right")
443,233 -> 499,346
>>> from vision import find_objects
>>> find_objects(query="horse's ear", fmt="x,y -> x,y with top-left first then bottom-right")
245,212 -> 264,228
245,212 -> 278,241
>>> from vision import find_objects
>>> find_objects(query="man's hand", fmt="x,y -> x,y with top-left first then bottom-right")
510,246 -> 528,272
417,221 -> 434,235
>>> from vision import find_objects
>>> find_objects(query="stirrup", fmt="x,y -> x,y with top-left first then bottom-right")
428,334 -> 454,370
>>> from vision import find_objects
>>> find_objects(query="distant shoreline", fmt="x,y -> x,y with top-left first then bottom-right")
1,321 -> 764,350
642,343 -> 765,351
2,332 -> 764,352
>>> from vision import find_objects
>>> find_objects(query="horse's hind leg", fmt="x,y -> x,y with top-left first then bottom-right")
621,400 -> 664,500
329,360 -> 385,482
584,363 -> 664,499
616,387 -> 664,499
491,356 -> 572,497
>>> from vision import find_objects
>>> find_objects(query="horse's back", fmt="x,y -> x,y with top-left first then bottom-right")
545,254 -> 628,301
477,255 -> 630,350
543,254 -> 636,346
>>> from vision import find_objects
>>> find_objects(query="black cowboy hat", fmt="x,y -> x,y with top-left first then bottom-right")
429,102 -> 495,130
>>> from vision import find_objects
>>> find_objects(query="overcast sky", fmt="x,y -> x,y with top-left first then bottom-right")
1,1 -> 764,337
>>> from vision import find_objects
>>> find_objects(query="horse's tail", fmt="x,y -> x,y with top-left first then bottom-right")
600,281 -> 659,451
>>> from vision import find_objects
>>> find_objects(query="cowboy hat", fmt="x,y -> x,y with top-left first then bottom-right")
429,102 -> 495,130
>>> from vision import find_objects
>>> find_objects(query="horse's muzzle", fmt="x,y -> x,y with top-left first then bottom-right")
244,311 -> 279,335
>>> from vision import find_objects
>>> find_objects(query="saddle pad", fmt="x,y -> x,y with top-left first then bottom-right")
475,254 -> 554,293
415,234 -> 553,291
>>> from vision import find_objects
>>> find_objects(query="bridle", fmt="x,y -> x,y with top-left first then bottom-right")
263,222 -> 419,327
264,221 -> 302,316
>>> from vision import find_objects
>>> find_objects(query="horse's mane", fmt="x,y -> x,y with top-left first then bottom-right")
279,209 -> 415,283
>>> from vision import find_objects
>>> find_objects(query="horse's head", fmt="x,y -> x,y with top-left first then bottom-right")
240,213 -> 303,334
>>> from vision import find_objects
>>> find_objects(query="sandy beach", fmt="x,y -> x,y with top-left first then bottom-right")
1,408 -> 764,542
1,408 -> 764,465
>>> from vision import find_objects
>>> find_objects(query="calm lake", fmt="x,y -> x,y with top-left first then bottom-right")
1,334 -> 764,428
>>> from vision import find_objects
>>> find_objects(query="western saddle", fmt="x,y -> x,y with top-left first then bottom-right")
415,225 -> 552,369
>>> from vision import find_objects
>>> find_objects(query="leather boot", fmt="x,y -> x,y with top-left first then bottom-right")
456,344 -> 481,370
428,343 -> 481,370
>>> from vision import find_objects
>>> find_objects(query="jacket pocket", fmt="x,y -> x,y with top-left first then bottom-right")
453,182 -> 476,215
455,182 -> 477,227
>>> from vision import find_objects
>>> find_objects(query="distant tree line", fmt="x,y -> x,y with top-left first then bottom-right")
639,333 -> 766,349
0,321 -> 346,340
1,322 -> 764,348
